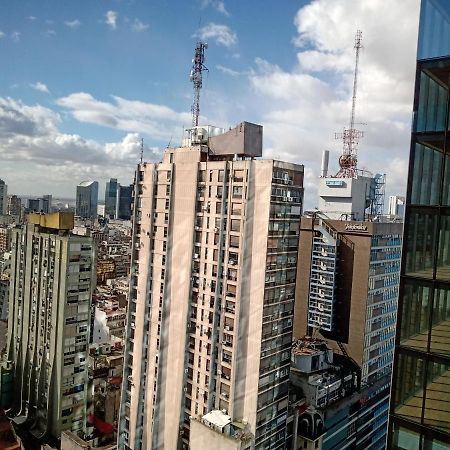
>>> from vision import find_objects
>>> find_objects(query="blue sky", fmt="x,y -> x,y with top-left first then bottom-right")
0,0 -> 420,206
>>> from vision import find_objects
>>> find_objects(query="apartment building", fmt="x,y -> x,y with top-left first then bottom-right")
6,212 -> 96,444
119,122 -> 304,450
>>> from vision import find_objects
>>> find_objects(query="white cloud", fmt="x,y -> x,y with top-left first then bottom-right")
11,31 -> 20,42
0,31 -> 4,39
0,97 -> 161,196
195,23 -> 237,48
216,65 -> 241,77
105,10 -> 118,30
56,92 -> 192,140
65,19 -> 81,29
30,82 -> 50,94
27,16 -> 37,21
131,18 -> 149,32
201,0 -> 230,17
45,29 -> 56,37
244,0 -> 420,207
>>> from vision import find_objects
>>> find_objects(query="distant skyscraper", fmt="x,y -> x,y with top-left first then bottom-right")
0,179 -> 7,215
105,178 -> 118,219
115,184 -> 132,220
388,0 -> 450,447
7,195 -> 22,219
388,195 -> 405,218
76,181 -> 99,219
6,212 -> 95,443
27,195 -> 52,214
119,122 -> 304,450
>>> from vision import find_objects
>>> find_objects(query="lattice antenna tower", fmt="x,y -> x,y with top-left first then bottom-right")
140,138 -> 144,164
335,30 -> 363,178
190,41 -> 208,127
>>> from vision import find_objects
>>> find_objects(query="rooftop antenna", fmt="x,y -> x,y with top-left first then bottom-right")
335,30 -> 363,178
140,138 -> 144,164
190,41 -> 208,127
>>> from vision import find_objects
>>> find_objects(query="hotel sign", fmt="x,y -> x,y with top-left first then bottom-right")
345,224 -> 368,233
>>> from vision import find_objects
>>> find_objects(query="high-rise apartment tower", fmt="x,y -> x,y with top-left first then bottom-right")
6,212 -> 96,444
119,122 -> 304,450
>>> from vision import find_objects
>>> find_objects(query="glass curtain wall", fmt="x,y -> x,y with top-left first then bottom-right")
389,0 -> 450,448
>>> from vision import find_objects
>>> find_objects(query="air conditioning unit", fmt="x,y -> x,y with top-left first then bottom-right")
283,197 -> 287,202
288,198 -> 293,202
202,206 -> 209,211
195,226 -> 201,231
214,227 -> 219,232
194,253 -> 199,259
229,260 -> 235,266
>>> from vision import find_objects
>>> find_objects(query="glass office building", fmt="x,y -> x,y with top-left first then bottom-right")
389,1 -> 450,448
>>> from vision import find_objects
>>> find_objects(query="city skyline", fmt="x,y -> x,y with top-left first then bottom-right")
0,0 -> 419,209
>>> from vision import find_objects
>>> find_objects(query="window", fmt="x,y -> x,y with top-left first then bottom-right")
410,143 -> 443,205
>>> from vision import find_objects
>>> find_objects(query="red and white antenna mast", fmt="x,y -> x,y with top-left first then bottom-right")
335,30 -> 363,178
190,41 -> 208,127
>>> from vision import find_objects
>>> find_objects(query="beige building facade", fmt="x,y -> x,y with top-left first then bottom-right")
6,212 -> 96,443
119,123 -> 304,450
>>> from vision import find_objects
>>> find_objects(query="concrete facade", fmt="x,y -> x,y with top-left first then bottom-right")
6,213 -> 96,443
318,175 -> 374,221
119,123 -> 304,450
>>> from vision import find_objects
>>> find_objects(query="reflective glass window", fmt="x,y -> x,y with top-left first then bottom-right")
423,360 -> 450,433
400,282 -> 432,351
423,434 -> 450,449
436,213 -> 450,280
430,286 -> 450,356
416,71 -> 448,132
392,423 -> 422,450
394,352 -> 425,424
418,0 -> 450,61
411,144 -> 443,205
405,208 -> 439,277
443,154 -> 450,205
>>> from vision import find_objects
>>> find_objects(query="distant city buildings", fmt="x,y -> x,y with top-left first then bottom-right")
27,194 -> 52,214
5,212 -> 96,444
119,122 -> 305,450
0,179 -> 7,215
105,178 -> 118,219
7,195 -> 22,221
116,184 -> 132,220
76,181 -> 99,219
104,179 -> 132,220
389,0 -> 450,447
388,195 -> 405,218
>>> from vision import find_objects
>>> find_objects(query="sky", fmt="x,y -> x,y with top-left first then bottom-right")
0,0 -> 421,208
